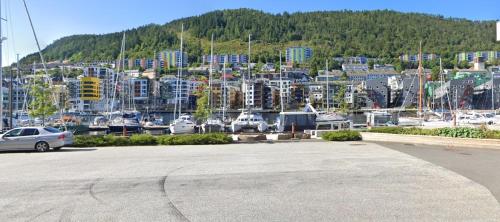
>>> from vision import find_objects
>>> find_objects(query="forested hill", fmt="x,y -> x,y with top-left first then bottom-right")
19,9 -> 500,66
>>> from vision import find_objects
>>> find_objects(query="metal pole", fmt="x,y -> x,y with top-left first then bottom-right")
16,54 -> 19,113
178,24 -> 183,119
9,67 -> 12,129
208,33 -> 213,117
326,59 -> 329,112
279,51 -> 284,113
492,70 -> 495,111
223,57 -> 227,121
418,41 -> 423,119
0,0 -> 3,132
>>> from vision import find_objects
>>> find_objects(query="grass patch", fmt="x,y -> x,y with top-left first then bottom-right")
321,131 -> 362,141
72,133 -> 232,147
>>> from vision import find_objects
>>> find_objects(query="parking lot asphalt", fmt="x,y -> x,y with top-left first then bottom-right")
1,142 -> 499,221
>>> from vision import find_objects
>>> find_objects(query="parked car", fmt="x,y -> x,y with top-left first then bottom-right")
0,127 -> 73,152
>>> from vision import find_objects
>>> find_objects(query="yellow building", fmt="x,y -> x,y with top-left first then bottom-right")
80,77 -> 100,101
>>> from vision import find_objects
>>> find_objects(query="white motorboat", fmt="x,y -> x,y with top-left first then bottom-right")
458,112 -> 496,125
365,111 -> 394,126
108,111 -> 142,133
231,112 -> 268,133
202,118 -> 225,133
169,114 -> 196,134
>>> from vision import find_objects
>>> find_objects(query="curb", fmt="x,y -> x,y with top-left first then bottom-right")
360,132 -> 500,150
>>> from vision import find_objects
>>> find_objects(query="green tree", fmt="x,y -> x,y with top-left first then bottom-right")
431,66 -> 440,81
309,66 -> 318,79
194,87 -> 210,122
28,78 -> 57,125
334,84 -> 349,113
368,60 -> 375,70
340,71 -> 348,81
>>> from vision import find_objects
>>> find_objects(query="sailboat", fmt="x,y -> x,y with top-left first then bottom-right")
107,33 -> 142,134
202,34 -> 225,133
315,59 -> 350,125
169,24 -> 196,134
231,34 -> 268,133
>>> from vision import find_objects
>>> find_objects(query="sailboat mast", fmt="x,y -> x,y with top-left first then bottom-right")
178,24 -> 184,118
279,51 -> 284,113
208,33 -> 214,117
326,59 -> 329,113
121,33 -> 126,114
16,54 -> 19,113
439,58 -> 444,116
110,32 -> 125,115
492,67 -> 495,111
223,57 -> 227,121
418,41 -> 423,118
0,0 -> 4,131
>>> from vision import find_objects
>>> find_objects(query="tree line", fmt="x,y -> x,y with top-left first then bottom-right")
18,9 -> 500,70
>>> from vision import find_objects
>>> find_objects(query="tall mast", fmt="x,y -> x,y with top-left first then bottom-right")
16,54 -> 19,113
0,0 -> 4,131
326,59 -> 329,113
492,65 -> 495,111
8,66 -> 12,129
222,56 -> 227,121
439,58 -> 444,116
279,51 -> 284,113
178,24 -> 184,118
208,33 -> 214,117
248,34 -> 251,81
110,32 -> 125,115
121,33 -> 126,113
418,41 -> 423,118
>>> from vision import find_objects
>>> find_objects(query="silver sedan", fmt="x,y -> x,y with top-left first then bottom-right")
0,127 -> 73,152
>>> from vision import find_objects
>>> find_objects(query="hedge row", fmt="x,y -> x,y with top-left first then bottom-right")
367,127 -> 500,139
72,133 -> 233,147
321,131 -> 362,141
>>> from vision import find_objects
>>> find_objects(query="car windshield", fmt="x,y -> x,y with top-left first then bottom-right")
44,127 -> 61,133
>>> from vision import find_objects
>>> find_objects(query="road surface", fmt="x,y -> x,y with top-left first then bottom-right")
377,141 -> 500,202
0,142 -> 499,221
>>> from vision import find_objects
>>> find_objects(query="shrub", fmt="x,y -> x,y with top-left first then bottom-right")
321,131 -> 362,141
485,130 -> 500,139
129,134 -> 157,145
367,127 -> 404,134
368,126 -> 495,139
368,127 -> 436,136
434,127 -> 485,138
157,133 -> 232,145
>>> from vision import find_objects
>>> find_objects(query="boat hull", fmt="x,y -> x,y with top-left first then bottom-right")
169,125 -> 195,134
231,122 -> 267,133
202,123 -> 225,133
108,125 -> 141,133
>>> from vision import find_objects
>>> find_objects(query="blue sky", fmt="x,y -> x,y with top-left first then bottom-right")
3,0 -> 500,65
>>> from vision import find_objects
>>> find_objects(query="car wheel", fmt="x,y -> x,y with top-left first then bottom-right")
35,142 -> 50,152
53,147 -> 62,151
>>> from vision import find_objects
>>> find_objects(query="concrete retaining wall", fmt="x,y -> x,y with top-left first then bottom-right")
361,132 -> 500,150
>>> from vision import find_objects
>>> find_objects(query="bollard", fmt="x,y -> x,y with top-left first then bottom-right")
291,122 -> 295,139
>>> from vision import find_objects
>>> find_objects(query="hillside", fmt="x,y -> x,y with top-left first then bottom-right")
19,9 -> 500,67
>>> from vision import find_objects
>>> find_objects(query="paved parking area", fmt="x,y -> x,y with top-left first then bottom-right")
1,142 -> 499,221
377,141 -> 500,203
